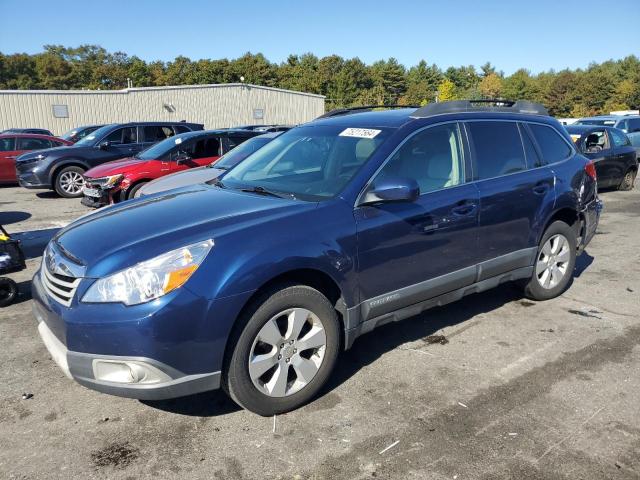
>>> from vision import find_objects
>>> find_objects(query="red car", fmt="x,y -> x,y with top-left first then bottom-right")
0,134 -> 72,183
81,129 -> 260,207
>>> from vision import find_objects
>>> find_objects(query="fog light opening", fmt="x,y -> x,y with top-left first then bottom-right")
92,360 -> 170,385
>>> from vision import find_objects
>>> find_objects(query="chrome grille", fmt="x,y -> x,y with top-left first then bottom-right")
41,265 -> 81,307
40,244 -> 83,307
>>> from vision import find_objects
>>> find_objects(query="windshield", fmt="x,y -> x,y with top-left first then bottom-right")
74,125 -> 114,146
220,125 -> 391,201
213,136 -> 274,169
576,119 -> 616,126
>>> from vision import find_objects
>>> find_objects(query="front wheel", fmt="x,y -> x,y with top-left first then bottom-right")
523,221 -> 577,301
224,284 -> 340,415
54,166 -> 86,198
617,168 -> 637,191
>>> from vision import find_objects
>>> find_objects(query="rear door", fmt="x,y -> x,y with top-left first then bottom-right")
609,128 -> 637,183
0,137 -> 19,182
466,120 -> 555,276
355,122 -> 480,319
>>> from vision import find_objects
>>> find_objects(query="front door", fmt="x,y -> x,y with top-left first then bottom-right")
0,136 -> 19,182
355,122 -> 480,320
170,137 -> 221,173
466,120 -> 555,274
92,126 -> 140,167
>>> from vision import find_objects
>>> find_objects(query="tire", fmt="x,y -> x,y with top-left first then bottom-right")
0,278 -> 18,307
54,166 -> 86,198
523,221 -> 577,301
223,284 -> 340,416
617,169 -> 637,191
127,182 -> 147,200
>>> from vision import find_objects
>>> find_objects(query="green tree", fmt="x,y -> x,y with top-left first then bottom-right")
437,79 -> 457,101
479,73 -> 503,99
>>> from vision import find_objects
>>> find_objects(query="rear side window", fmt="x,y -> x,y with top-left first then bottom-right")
143,126 -> 175,142
467,121 -> 526,180
104,127 -> 137,144
529,124 -> 572,163
18,137 -> 52,150
610,129 -> 631,147
0,137 -> 16,151
519,124 -> 543,168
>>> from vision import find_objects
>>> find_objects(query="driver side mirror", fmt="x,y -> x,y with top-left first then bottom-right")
99,141 -> 111,150
359,177 -> 420,206
173,152 -> 192,164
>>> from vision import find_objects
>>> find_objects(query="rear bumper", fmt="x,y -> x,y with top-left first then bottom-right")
35,305 -> 221,400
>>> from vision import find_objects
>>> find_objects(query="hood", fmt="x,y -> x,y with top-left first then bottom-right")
54,184 -> 316,277
85,157 -> 147,178
15,144 -> 89,162
141,166 -> 224,196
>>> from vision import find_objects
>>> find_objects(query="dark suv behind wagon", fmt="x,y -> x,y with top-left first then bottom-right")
16,121 -> 203,197
33,100 -> 601,415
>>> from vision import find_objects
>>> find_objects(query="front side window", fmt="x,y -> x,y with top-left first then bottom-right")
610,128 -> 631,147
143,126 -> 175,142
467,121 -> 526,180
104,127 -> 137,145
221,125 -> 391,200
173,137 -> 221,160
0,137 -> 16,151
582,130 -> 609,153
374,123 -> 463,194
529,124 -> 572,163
18,137 -> 52,150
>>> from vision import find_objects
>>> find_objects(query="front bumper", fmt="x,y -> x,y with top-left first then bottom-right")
35,315 -> 220,400
31,269 -> 249,400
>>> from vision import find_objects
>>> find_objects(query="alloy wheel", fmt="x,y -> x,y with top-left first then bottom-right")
535,234 -> 570,289
248,308 -> 327,397
59,171 -> 85,195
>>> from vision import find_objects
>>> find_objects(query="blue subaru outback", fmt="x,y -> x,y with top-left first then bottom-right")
33,100 -> 601,415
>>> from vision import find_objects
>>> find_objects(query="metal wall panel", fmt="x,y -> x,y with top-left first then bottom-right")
0,84 -> 325,135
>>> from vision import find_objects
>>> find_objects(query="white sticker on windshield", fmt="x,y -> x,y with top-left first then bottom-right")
175,137 -> 183,145
339,128 -> 381,139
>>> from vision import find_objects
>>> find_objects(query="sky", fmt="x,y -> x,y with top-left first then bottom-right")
1,0 -> 639,74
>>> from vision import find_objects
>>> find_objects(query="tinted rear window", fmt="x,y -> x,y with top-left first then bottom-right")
467,121 -> 526,180
529,124 -> 572,163
0,137 -> 16,151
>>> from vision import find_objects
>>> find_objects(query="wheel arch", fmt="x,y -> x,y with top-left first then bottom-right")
221,268 -> 347,364
539,207 -> 581,245
49,160 -> 90,186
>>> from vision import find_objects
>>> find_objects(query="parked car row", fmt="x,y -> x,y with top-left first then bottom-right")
32,99 -> 606,415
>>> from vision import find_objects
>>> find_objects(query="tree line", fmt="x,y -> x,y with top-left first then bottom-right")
1,45 -> 639,117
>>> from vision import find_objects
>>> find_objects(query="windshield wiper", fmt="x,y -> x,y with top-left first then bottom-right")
208,177 -> 226,188
240,185 -> 293,199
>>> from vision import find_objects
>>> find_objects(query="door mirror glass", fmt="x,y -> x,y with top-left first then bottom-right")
173,151 -> 192,164
360,177 -> 420,205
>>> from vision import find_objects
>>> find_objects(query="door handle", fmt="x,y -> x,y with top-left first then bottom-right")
451,203 -> 477,216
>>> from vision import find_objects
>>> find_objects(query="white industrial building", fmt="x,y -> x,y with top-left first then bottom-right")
0,83 -> 325,135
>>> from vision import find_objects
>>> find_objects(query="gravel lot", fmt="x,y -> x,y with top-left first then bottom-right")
0,183 -> 639,480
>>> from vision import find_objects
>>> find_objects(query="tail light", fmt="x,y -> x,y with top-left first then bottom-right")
585,160 -> 597,181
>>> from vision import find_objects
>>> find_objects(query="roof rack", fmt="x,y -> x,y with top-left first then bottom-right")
412,99 -> 549,118
317,105 -> 421,119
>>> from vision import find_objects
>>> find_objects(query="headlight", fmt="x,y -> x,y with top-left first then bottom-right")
82,240 -> 214,305
91,174 -> 124,188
